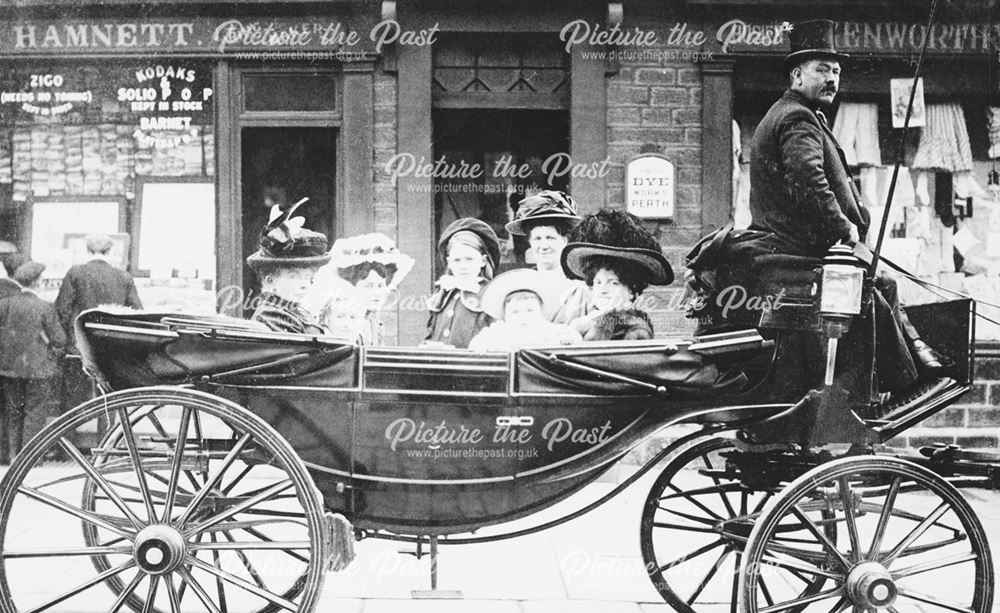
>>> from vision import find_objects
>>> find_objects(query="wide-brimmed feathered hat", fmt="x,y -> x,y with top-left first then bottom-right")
246,201 -> 331,270
505,190 -> 582,236
480,268 -> 552,320
783,20 -> 849,74
561,208 -> 673,286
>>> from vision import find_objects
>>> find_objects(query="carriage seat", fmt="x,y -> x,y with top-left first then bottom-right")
750,254 -> 821,331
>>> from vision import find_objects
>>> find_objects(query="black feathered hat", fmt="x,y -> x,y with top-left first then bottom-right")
561,208 -> 673,286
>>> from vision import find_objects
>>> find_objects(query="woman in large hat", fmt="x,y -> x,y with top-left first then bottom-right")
504,190 -> 587,324
246,213 -> 331,335
561,208 -> 673,339
306,232 -> 414,345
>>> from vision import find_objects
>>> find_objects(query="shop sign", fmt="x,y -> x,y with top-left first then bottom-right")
121,64 -> 212,149
626,154 -> 674,220
0,72 -> 93,116
1,17 -> 387,56
714,19 -> 999,55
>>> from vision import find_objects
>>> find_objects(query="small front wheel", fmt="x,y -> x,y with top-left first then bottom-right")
739,455 -> 994,613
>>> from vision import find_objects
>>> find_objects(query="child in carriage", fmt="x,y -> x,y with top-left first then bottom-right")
423,218 -> 501,348
468,268 -> 581,352
246,211 -> 331,335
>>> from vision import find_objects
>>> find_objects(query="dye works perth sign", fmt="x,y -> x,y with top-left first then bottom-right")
0,18 -> 380,56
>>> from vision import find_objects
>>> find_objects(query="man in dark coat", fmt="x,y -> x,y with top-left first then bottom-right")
0,262 -> 66,463
55,234 -> 143,340
748,20 -> 941,400
54,234 -> 143,416
0,254 -> 25,301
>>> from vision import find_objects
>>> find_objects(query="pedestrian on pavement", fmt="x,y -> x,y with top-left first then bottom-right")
0,261 -> 66,464
0,253 -> 25,302
54,233 -> 142,416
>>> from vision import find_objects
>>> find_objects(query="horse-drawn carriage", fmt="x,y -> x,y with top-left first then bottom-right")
0,241 -> 997,613
6,1 -> 998,609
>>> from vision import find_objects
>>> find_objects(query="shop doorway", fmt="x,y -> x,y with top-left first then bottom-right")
240,127 -> 335,303
432,108 -> 569,274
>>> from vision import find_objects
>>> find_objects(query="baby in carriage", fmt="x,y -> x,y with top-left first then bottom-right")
468,269 -> 581,352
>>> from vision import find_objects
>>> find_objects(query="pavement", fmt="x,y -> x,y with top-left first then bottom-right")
1,456 -> 998,613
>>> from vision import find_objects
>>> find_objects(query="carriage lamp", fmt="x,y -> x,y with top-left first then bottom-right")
818,245 -> 865,386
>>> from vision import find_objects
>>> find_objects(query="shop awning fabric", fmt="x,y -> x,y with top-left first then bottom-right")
912,103 -> 974,173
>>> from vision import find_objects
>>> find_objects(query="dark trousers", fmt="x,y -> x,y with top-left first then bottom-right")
1,377 -> 59,464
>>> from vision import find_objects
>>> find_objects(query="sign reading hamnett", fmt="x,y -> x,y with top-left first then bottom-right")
0,18 -> 423,55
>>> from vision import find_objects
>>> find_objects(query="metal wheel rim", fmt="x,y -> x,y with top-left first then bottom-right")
0,386 -> 327,613
738,455 -> 994,613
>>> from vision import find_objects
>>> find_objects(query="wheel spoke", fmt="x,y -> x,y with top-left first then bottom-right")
59,437 -> 144,530
145,409 -> 206,493
140,575 -> 160,613
825,595 -> 850,613
687,547 -> 730,605
891,552 -> 979,579
221,464 -> 255,496
3,545 -> 132,559
222,530 -> 268,589
188,556 -> 299,611
116,407 -> 159,523
22,560 -> 135,613
177,433 -> 253,525
652,522 -> 717,534
896,588 -> 975,613
730,551 -> 741,613
759,574 -> 775,607
756,586 -> 843,613
666,482 -> 726,521
209,532 -> 230,613
752,491 -> 774,515
242,526 -> 310,564
701,453 -> 738,518
162,406 -> 193,522
164,575 -> 183,613
866,477 -> 901,559
658,538 -> 725,571
19,485 -> 134,538
657,505 -> 722,527
880,502 -> 950,566
185,479 -> 294,537
178,566 -> 222,613
108,571 -> 145,613
838,477 -> 862,563
760,553 -> 843,580
789,505 -> 852,570
192,541 -> 313,551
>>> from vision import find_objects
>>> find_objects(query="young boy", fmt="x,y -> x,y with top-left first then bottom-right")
424,218 -> 501,349
468,269 -> 581,352
247,213 -> 331,335
317,277 -> 367,343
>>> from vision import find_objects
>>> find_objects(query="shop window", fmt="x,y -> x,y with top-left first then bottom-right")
0,61 -> 215,308
243,73 -> 338,113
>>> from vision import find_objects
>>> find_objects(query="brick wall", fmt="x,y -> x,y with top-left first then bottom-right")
605,20 -> 709,338
900,343 -> 1000,451
373,70 -> 400,343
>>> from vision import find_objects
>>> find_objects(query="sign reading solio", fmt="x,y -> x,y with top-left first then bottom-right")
626,153 -> 674,219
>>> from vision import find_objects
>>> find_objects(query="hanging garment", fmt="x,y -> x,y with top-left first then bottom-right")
911,103 -> 973,172
988,106 -> 1000,159
832,102 -> 882,167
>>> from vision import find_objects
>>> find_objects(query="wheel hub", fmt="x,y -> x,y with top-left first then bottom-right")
846,561 -> 896,609
133,525 -> 187,575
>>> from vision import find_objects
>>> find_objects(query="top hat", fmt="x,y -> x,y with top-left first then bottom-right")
505,190 -> 582,236
783,20 -> 848,74
438,218 -> 501,277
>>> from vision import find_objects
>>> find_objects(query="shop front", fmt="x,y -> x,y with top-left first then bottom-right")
0,6 -> 379,315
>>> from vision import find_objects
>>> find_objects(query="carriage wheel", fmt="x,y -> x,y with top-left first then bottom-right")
641,437 -> 830,613
0,387 -> 328,613
739,456 -> 994,613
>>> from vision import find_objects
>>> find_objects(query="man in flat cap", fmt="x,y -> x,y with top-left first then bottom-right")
0,261 -> 66,463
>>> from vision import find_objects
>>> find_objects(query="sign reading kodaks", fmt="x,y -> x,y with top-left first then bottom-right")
626,154 -> 674,220
120,64 -> 213,149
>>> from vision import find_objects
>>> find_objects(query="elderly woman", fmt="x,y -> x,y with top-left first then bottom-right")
504,190 -> 586,324
560,209 -> 673,340
306,233 -> 413,345
246,217 -> 331,334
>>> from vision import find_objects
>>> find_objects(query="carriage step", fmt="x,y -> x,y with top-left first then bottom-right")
859,377 -> 956,423
323,512 -> 356,572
